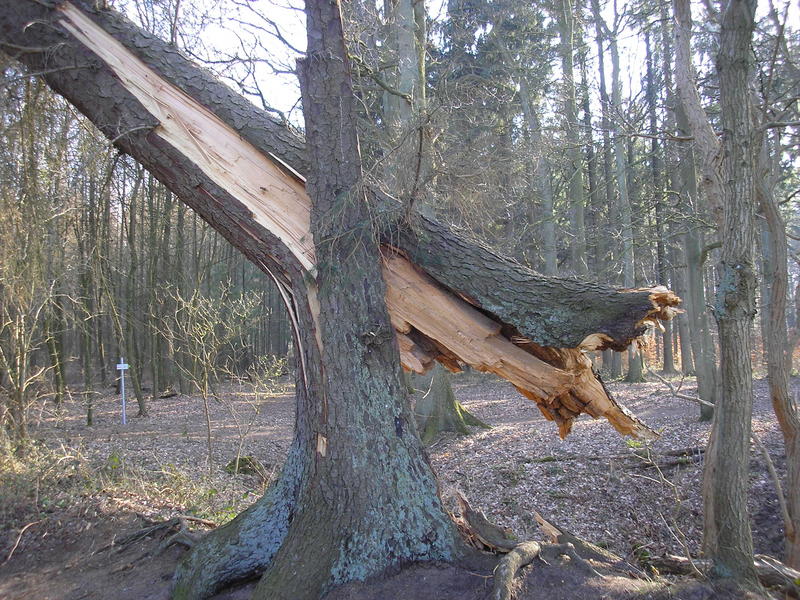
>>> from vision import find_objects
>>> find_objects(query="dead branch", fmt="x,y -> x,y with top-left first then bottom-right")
455,491 -> 517,552
534,511 -> 646,579
642,362 -> 714,408
112,515 -> 213,552
2,519 -> 44,565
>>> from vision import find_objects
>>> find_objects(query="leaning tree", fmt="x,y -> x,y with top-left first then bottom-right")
0,1 -> 679,598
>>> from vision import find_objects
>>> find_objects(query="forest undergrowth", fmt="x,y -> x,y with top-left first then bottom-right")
0,373 -> 791,599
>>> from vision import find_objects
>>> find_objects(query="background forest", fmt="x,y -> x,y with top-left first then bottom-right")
1,0 -> 800,597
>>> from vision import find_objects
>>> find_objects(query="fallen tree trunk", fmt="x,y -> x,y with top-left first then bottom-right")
0,0 -> 679,439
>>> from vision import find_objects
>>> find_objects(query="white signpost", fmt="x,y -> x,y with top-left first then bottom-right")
117,358 -> 129,425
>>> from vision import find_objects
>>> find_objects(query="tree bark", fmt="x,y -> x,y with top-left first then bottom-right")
0,1 -> 682,596
757,131 -> 800,569
413,364 -> 489,444
555,0 -> 587,276
702,0 -> 760,587
672,0 -> 718,418
251,0 -> 462,596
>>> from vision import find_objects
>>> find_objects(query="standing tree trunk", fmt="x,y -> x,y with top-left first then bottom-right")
0,2 -> 681,597
672,0 -> 718,418
413,363 -> 489,444
251,0 -> 464,596
757,132 -> 800,569
702,0 -> 760,587
646,30 -> 676,375
555,0 -> 587,276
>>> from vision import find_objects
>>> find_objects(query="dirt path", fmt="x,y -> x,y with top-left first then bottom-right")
0,374 -> 789,599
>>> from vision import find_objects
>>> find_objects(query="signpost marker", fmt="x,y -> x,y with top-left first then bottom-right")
117,358 -> 130,425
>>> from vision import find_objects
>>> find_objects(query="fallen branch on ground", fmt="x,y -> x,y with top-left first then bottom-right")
455,491 -> 518,552
110,515 -> 214,553
2,519 -> 44,565
534,511 -> 646,579
648,554 -> 800,597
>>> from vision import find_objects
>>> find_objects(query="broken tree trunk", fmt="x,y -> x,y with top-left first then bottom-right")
0,1 -> 680,441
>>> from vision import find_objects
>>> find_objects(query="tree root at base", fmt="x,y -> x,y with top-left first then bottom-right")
648,554 -> 800,598
491,541 -> 541,600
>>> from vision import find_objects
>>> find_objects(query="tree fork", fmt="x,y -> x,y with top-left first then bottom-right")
0,0 -> 681,442
252,0 -> 465,596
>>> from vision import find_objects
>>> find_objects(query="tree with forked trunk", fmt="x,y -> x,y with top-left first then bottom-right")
0,1 -> 680,598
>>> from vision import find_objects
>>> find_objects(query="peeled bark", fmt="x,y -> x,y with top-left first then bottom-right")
0,0 -> 680,442
1,2 -> 682,597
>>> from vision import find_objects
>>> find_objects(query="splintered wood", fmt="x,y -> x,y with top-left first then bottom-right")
58,1 -> 675,440
58,3 -> 315,271
384,253 -> 657,440
383,254 -> 575,401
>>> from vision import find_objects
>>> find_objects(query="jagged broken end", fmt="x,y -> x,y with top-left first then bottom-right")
578,286 -> 683,351
388,257 -> 678,441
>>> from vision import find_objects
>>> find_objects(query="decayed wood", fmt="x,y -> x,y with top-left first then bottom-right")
455,492 -> 519,553
0,0 -> 680,439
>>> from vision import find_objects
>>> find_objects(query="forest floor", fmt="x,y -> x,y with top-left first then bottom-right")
0,371 -> 790,599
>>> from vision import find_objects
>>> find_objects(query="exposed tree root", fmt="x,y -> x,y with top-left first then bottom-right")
171,441 -> 305,600
454,494 -> 623,600
491,541 -> 541,600
114,516 -> 207,551
534,511 -> 646,578
648,554 -> 800,597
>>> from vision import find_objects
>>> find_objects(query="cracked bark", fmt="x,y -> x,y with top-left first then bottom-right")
0,1 -> 682,597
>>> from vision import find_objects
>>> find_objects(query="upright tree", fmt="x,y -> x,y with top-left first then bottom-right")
0,1 -> 679,597
703,0 -> 760,586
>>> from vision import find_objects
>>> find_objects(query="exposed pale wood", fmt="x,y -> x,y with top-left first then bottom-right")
41,1 -> 673,440
58,3 -> 316,271
383,253 -> 576,401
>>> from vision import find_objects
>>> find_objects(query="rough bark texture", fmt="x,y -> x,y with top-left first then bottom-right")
413,364 -> 489,444
702,0 -> 760,587
252,1 -> 461,597
0,1 -> 681,596
0,3 -> 680,445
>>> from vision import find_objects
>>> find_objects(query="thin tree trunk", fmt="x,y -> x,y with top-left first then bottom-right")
757,133 -> 800,569
672,0 -> 718,419
646,30 -> 675,375
556,0 -> 587,276
124,167 -> 147,416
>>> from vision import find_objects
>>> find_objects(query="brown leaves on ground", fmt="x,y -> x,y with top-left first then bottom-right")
0,374 -> 790,599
